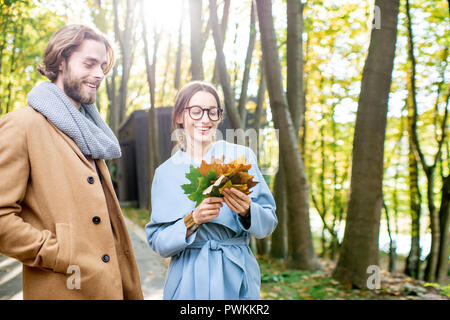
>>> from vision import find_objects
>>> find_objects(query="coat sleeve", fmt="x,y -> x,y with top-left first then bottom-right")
145,167 -> 198,258
0,112 -> 68,273
146,219 -> 197,258
236,147 -> 278,239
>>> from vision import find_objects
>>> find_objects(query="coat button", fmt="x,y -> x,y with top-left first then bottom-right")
87,176 -> 95,184
102,254 -> 110,263
92,216 -> 101,224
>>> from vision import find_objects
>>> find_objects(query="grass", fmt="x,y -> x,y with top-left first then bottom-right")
259,256 -> 382,300
121,206 -> 150,228
258,255 -> 449,300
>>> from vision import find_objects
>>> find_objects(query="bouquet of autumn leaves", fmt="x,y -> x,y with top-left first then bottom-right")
181,155 -> 259,207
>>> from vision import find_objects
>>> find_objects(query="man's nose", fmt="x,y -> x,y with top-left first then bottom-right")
93,65 -> 105,81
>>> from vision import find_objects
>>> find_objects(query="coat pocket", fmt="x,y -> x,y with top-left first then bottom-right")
53,223 -> 72,274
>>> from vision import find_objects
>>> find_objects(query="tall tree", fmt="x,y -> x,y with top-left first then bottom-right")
237,0 -> 256,126
436,173 -> 450,283
189,0 -> 210,80
111,0 -> 137,134
140,0 -> 161,210
211,0 -> 230,85
405,0 -> 449,282
286,0 -> 304,132
257,0 -> 318,270
209,0 -> 256,130
270,0 -> 308,262
332,0 -> 400,288
174,0 -> 185,89
405,95 -> 423,279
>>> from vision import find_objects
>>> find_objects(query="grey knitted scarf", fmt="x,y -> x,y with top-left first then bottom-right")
27,82 -> 121,160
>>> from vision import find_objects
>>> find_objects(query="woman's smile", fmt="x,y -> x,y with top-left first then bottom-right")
195,125 -> 212,135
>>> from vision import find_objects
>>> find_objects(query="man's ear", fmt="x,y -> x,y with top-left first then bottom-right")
59,59 -> 66,72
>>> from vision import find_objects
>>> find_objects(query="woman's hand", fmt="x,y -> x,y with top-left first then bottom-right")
192,197 -> 224,224
223,188 -> 252,217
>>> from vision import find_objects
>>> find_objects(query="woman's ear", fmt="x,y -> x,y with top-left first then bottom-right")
176,113 -> 184,128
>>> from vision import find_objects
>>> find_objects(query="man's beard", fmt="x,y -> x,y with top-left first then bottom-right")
62,68 -> 97,105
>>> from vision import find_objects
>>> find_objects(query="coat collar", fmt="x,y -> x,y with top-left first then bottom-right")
46,119 -> 97,173
46,114 -> 117,195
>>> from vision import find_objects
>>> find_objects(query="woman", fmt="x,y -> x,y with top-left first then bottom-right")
145,81 -> 277,300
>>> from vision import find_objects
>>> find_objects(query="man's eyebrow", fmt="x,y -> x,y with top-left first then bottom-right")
83,56 -> 107,65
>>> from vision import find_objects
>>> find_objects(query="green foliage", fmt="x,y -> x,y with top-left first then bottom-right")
259,256 -> 377,300
181,166 -> 217,207
181,165 -> 203,194
424,283 -> 450,297
259,255 -> 449,300
0,0 -> 66,116
121,206 -> 150,228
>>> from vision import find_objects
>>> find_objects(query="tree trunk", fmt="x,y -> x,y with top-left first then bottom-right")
254,59 -> 265,134
405,0 -> 449,282
159,35 -> 172,106
113,0 -> 137,128
209,0 -> 243,129
332,0 -> 400,288
436,174 -> 450,283
91,1 -> 116,129
405,108 -> 422,279
383,201 -> 397,273
189,0 -> 205,80
252,57 -> 271,255
174,0 -> 185,89
330,101 -> 340,260
140,1 -> 161,210
5,22 -> 19,114
106,64 -> 118,134
299,31 -> 311,159
211,0 -> 230,85
286,0 -> 304,131
270,160 -> 288,259
423,169 -> 440,283
237,0 -> 256,125
319,124 -> 327,257
256,0 -> 318,270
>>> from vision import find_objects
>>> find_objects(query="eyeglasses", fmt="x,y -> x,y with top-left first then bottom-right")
185,106 -> 221,121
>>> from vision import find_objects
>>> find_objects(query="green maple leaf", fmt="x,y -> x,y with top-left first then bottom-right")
182,166 -> 217,207
188,170 -> 217,206
181,165 -> 202,194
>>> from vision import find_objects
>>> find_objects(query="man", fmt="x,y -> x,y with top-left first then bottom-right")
0,25 -> 143,300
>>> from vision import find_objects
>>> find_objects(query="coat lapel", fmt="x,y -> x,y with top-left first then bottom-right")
46,119 -> 95,172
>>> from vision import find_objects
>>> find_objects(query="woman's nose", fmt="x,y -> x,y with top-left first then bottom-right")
201,110 -> 210,122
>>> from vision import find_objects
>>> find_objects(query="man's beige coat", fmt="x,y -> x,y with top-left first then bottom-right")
0,106 -> 143,299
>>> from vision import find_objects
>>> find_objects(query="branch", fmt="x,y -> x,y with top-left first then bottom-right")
433,87 -> 450,166
406,0 -> 429,173
209,0 -> 243,129
311,192 -> 336,237
237,0 -> 256,121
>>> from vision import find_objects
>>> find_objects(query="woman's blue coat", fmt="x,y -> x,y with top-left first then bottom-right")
145,140 -> 277,299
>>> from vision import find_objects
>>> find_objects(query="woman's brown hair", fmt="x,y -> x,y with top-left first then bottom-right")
172,81 -> 224,152
37,24 -> 115,81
